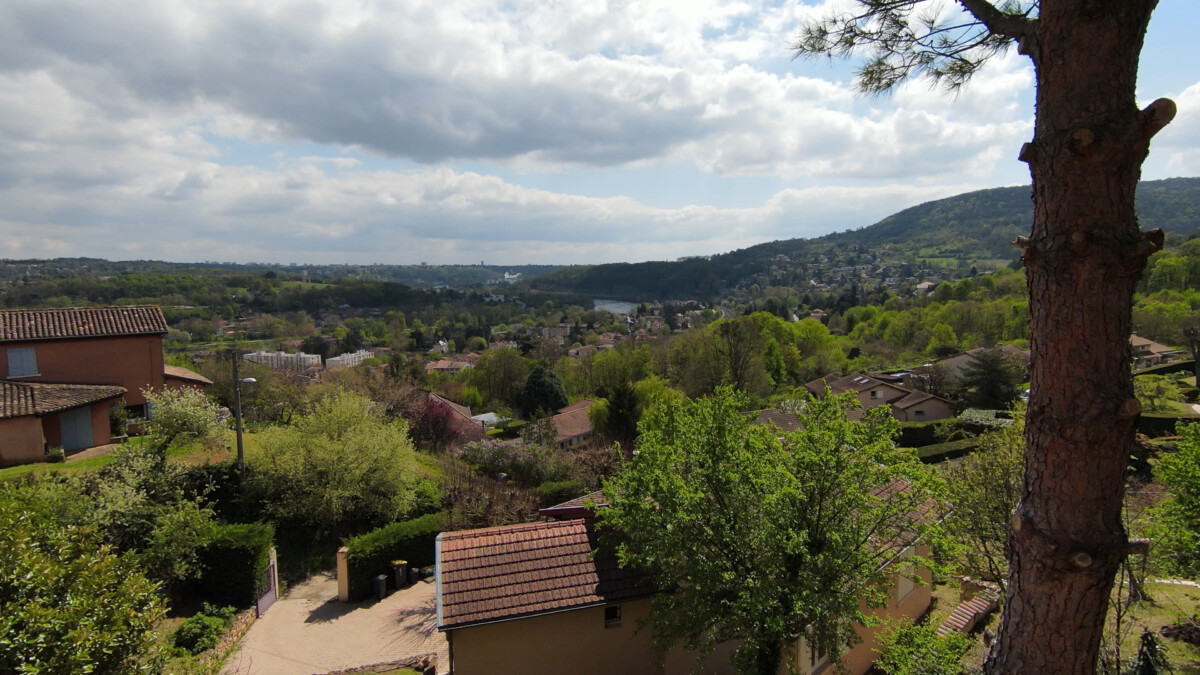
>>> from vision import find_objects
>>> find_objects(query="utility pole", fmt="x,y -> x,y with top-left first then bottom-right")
232,351 -> 247,482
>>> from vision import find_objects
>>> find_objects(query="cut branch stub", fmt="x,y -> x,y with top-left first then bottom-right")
1018,141 -> 1036,164
1134,228 -> 1165,257
1070,128 -> 1095,153
1141,98 -> 1177,139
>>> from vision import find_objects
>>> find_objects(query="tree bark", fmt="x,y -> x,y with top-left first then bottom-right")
985,1 -> 1166,672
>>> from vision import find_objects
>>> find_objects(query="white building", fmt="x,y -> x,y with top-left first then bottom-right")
243,350 -> 322,372
326,349 -> 374,369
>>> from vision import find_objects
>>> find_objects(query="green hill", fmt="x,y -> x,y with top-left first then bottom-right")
527,177 -> 1200,301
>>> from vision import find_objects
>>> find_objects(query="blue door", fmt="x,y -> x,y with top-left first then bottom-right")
59,407 -> 93,451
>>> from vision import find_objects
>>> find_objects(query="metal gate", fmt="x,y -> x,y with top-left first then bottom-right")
256,549 -> 279,618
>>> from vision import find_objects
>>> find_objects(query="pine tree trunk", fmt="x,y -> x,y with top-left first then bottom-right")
985,1 -> 1166,672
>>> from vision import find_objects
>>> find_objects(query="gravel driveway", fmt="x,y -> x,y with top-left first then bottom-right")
222,571 -> 448,675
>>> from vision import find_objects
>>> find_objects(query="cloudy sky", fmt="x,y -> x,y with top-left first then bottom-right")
2,0 -> 1198,266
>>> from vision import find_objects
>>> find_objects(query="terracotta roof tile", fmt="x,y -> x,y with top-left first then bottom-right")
163,365 -> 213,385
0,306 -> 168,342
749,409 -> 803,433
437,519 -> 653,630
552,403 -> 594,443
538,490 -> 608,519
557,400 -> 595,414
0,381 -> 126,419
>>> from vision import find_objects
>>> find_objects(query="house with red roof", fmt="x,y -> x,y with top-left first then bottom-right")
436,490 -> 937,675
551,399 -> 595,449
805,374 -> 954,422
0,306 -> 209,463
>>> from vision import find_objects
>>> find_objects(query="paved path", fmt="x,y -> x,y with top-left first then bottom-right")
222,571 -> 448,675
66,443 -> 121,462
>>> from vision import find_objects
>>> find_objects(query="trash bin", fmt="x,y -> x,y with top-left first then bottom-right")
408,567 -> 420,585
391,560 -> 408,589
374,574 -> 388,600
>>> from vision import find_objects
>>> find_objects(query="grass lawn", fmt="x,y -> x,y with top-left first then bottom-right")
0,433 -> 261,481
1123,581 -> 1200,672
929,579 -> 1200,672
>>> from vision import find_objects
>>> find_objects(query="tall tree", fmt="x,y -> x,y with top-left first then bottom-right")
601,388 -> 937,674
956,348 -> 1025,410
794,2 -> 1173,670
518,366 -> 569,419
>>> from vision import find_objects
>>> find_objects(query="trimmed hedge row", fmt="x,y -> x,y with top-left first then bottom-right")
344,512 -> 446,600
1138,413 -> 1200,438
915,438 -> 980,463
190,523 -> 275,608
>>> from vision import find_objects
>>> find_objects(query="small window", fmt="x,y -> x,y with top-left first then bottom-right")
7,347 -> 37,378
806,631 -> 829,671
914,410 -> 925,417
125,403 -> 150,422
898,572 -> 917,602
604,605 -> 621,629
870,390 -> 881,399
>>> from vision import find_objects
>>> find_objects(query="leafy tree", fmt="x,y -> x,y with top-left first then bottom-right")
1133,374 -> 1182,414
939,408 -> 1024,589
1147,423 -> 1200,578
590,381 -> 642,447
91,444 -> 217,585
301,335 -> 330,360
714,317 -> 771,397
518,366 -> 569,419
142,386 -> 228,456
601,388 -> 938,674
956,348 -> 1024,410
410,397 -> 462,452
471,346 -> 529,409
794,1 -> 1177,669
245,390 -> 424,536
0,506 -> 166,673
873,619 -> 971,675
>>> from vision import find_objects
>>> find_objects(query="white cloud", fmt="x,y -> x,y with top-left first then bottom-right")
0,0 -> 1190,265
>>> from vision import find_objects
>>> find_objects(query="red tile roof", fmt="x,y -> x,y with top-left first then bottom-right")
553,401 -> 594,443
437,519 -> 653,630
429,392 -> 473,421
0,381 -> 126,418
0,306 -> 168,342
163,365 -> 213,385
890,391 -> 943,409
538,490 -> 608,519
557,399 -> 595,414
749,408 -> 804,433
749,406 -> 865,429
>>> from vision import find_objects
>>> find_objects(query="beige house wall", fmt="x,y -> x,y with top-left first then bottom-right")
858,385 -> 906,410
2,335 -> 164,406
0,416 -> 44,466
449,550 -> 933,675
821,549 -> 933,675
449,599 -> 664,675
894,399 -> 955,422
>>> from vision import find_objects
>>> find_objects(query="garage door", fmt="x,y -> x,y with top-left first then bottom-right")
59,407 -> 93,451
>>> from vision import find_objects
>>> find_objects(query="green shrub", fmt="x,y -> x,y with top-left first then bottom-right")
535,480 -> 585,507
171,604 -> 236,655
344,512 -> 446,599
45,447 -> 65,463
190,523 -> 274,608
109,403 -> 129,438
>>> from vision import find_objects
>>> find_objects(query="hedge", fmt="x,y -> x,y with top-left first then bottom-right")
344,512 -> 446,600
535,480 -> 584,507
897,421 -> 941,448
190,523 -> 275,608
1137,413 -> 1200,438
915,438 -> 980,464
